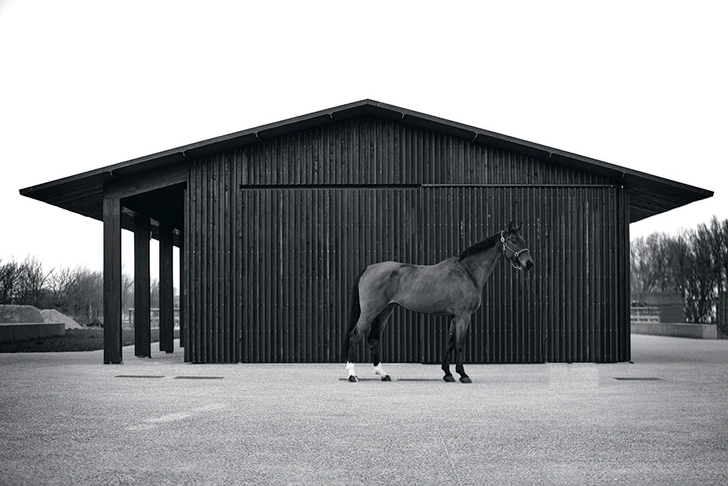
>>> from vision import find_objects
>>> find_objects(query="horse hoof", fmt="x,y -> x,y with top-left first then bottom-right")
459,376 -> 472,384
443,375 -> 456,383
381,375 -> 392,382
348,375 -> 359,383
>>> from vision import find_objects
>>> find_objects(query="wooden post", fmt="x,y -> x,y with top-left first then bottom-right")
134,215 -> 151,358
183,185 -> 191,362
103,196 -> 123,364
179,234 -> 185,348
159,224 -> 175,353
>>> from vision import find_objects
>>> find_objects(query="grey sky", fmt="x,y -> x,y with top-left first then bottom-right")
2,0 -> 725,274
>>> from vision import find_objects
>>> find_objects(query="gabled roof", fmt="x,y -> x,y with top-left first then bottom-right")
20,99 -> 712,224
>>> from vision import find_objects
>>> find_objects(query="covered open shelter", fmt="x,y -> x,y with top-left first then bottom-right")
20,100 -> 713,364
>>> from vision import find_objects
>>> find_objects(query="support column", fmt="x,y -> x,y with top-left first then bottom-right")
134,215 -> 151,358
179,234 -> 185,348
183,186 -> 190,362
103,196 -> 122,364
159,224 -> 175,353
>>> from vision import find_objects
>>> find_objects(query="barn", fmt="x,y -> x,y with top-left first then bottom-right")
20,100 -> 712,365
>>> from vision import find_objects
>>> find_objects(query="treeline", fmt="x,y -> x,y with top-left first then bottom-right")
631,216 -> 728,325
0,256 -> 161,326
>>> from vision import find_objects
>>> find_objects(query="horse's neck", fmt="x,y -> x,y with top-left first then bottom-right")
460,243 -> 502,288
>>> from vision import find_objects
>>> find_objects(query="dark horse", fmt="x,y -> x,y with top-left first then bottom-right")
341,221 -> 533,383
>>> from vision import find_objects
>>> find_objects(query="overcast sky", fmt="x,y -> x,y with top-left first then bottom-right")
1,0 -> 726,276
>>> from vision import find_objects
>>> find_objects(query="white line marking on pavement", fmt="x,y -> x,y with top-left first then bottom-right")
126,403 -> 229,431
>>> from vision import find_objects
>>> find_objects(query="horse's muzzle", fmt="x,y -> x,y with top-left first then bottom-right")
517,254 -> 534,271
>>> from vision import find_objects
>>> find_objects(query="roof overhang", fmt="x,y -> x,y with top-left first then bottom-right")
20,99 -> 712,225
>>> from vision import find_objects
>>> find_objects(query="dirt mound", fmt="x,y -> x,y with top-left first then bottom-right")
40,309 -> 83,330
0,305 -> 44,324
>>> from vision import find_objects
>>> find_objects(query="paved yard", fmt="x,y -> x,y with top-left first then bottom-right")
1,334 -> 727,485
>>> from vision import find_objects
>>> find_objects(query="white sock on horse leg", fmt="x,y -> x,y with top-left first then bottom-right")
373,363 -> 388,377
346,362 -> 357,377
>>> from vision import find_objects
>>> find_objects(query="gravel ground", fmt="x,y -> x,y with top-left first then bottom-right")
1,334 -> 727,485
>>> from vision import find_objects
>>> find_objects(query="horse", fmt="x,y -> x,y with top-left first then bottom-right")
341,221 -> 533,383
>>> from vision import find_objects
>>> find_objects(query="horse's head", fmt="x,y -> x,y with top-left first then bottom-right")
502,221 -> 534,271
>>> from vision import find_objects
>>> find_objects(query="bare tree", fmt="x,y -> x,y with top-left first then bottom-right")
631,217 -> 728,324
47,267 -> 78,308
662,233 -> 690,296
710,216 -> 728,294
150,278 -> 160,308
13,256 -> 53,307
631,233 -> 683,298
0,259 -> 20,304
0,256 -> 148,327
62,267 -> 103,325
682,225 -> 716,322
121,273 -> 134,325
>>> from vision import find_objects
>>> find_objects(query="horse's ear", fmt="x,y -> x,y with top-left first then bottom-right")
507,220 -> 516,232
516,221 -> 523,232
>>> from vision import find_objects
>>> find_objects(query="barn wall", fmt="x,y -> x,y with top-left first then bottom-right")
239,116 -> 611,186
239,188 -> 421,363
185,116 -> 630,363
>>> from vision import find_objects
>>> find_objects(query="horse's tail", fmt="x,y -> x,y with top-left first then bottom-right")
341,268 -> 366,362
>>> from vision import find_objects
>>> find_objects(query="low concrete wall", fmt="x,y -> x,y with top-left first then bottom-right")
631,321 -> 717,339
0,322 -> 65,344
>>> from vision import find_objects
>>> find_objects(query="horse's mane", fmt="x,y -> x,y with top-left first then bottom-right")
458,233 -> 501,260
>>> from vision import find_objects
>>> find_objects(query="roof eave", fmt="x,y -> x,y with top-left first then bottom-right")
20,98 -> 713,226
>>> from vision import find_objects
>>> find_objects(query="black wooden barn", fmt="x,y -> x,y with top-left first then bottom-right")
20,100 -> 712,364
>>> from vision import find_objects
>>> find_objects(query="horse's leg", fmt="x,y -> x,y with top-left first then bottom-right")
454,315 -> 473,383
347,306 -> 391,382
345,323 -> 365,382
441,319 -> 457,382
345,315 -> 371,382
344,262 -> 398,382
343,269 -> 374,382
368,304 -> 395,381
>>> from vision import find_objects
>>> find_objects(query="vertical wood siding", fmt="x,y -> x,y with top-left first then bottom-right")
185,116 -> 630,363
239,188 -> 420,363
418,186 -> 629,363
240,116 -> 611,187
